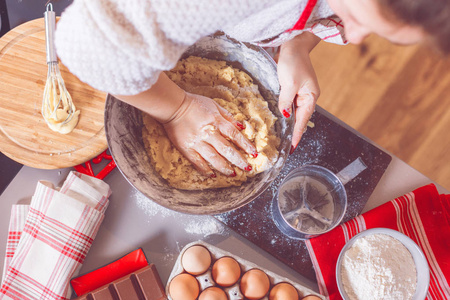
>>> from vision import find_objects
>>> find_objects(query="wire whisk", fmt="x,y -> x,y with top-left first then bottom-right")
42,3 -> 79,134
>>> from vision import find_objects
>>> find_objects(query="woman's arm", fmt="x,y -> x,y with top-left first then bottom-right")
116,73 -> 186,124
277,31 -> 321,153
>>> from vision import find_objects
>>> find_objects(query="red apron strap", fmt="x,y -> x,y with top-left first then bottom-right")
286,0 -> 318,32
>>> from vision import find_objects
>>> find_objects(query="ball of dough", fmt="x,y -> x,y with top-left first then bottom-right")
142,56 -> 280,190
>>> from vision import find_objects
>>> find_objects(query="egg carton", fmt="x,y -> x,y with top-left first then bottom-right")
167,241 -> 325,300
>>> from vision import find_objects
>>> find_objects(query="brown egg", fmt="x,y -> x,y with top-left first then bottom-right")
212,256 -> 241,287
269,282 -> 299,300
169,273 -> 200,300
181,245 -> 212,275
240,269 -> 270,300
198,287 -> 228,300
301,296 -> 322,300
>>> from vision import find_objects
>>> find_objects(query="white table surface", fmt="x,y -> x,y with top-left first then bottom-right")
1,2 -> 448,297
0,121 -> 447,295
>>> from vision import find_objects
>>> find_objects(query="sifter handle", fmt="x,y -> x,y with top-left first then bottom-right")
336,157 -> 367,185
44,3 -> 57,64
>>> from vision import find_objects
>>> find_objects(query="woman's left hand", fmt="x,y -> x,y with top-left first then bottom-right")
277,32 -> 321,153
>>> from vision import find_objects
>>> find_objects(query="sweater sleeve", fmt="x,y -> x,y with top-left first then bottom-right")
55,0 -> 271,95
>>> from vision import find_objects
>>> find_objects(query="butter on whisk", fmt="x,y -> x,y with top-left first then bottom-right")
42,3 -> 80,134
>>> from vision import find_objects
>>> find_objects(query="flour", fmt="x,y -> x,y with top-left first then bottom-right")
341,234 -> 417,300
135,190 -> 226,237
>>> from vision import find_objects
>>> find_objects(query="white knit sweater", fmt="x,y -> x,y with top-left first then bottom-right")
55,0 -> 345,95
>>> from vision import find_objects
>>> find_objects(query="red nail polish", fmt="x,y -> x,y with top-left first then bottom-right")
282,109 -> 291,118
290,145 -> 295,155
245,165 -> 252,172
237,122 -> 245,130
210,173 -> 216,178
230,171 -> 237,177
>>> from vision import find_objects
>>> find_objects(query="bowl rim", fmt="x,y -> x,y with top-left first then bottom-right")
104,33 -> 295,215
335,227 -> 430,300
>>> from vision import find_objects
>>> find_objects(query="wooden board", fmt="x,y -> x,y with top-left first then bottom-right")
0,18 -> 107,169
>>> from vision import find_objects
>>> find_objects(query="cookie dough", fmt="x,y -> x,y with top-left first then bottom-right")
142,56 -> 279,190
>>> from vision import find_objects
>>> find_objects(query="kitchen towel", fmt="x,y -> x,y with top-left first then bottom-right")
1,205 -> 29,283
0,171 -> 111,300
306,183 -> 450,300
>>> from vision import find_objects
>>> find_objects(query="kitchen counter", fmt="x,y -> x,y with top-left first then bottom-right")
0,110 -> 447,294
0,1 -> 448,296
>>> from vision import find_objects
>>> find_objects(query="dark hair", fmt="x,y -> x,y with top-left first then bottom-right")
377,0 -> 450,54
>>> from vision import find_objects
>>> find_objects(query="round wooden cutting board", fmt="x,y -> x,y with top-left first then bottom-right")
0,18 -> 108,169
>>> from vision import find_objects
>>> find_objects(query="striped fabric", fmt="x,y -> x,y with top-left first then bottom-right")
0,172 -> 111,300
1,206 -> 29,284
305,184 -> 450,300
286,0 -> 318,32
307,16 -> 347,44
256,16 -> 347,48
255,0 -> 347,49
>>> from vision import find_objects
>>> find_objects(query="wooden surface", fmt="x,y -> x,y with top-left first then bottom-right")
311,35 -> 450,190
0,18 -> 107,169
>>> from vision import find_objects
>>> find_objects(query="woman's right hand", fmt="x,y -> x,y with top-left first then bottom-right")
116,73 -> 257,177
163,92 -> 257,178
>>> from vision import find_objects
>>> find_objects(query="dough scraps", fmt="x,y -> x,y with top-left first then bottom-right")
142,56 -> 280,190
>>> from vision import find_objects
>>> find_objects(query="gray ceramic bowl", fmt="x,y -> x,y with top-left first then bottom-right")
336,228 -> 430,300
104,33 -> 294,215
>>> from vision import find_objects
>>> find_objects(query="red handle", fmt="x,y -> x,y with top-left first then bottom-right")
74,149 -> 116,179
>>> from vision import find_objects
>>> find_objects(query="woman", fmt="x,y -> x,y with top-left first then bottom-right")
55,0 -> 449,177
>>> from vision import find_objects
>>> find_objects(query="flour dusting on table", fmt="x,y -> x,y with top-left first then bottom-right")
134,190 -> 226,237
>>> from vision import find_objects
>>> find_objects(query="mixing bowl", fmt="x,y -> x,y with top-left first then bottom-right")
105,33 -> 294,215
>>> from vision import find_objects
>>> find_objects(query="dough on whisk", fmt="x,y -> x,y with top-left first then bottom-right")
142,56 -> 279,190
42,78 -> 80,134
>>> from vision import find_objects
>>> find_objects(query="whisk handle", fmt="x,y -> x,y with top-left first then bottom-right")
44,3 -> 57,64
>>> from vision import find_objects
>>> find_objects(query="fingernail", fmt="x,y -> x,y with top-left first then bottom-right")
282,109 -> 291,118
245,165 -> 252,172
252,152 -> 258,158
230,171 -> 237,177
210,173 -> 216,178
236,122 -> 245,130
290,145 -> 296,155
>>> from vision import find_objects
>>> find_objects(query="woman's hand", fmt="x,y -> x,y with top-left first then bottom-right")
163,92 -> 257,177
116,73 -> 257,177
277,32 -> 321,153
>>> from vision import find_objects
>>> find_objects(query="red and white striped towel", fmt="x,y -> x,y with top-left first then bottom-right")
0,171 -> 111,300
305,184 -> 450,300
